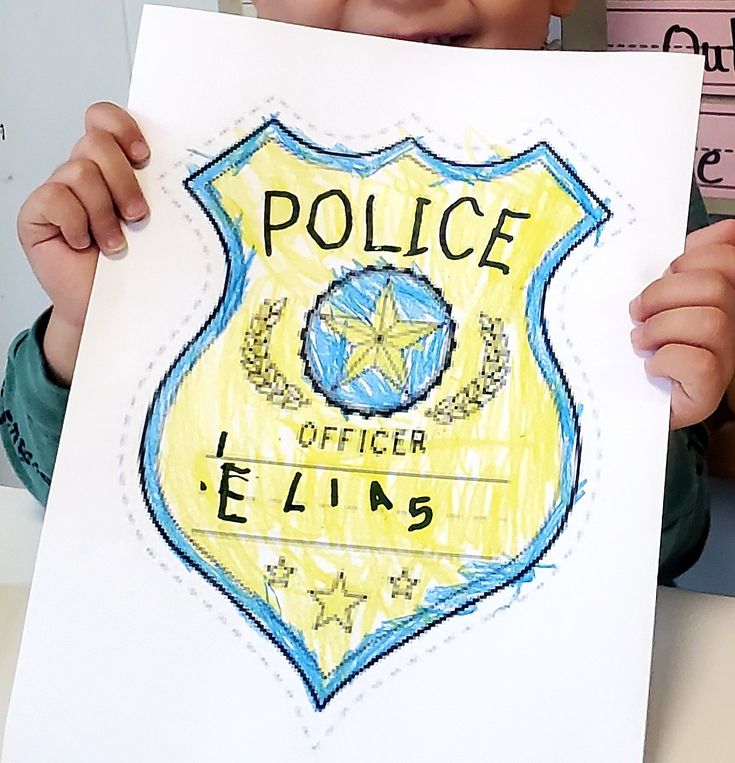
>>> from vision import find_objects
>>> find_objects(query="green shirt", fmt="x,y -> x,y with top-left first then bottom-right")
0,183 -> 712,580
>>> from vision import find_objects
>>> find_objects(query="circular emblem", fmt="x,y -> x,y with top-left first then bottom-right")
302,266 -> 455,417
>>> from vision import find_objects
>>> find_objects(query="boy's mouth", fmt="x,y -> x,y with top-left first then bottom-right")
385,33 -> 471,47
422,34 -> 470,46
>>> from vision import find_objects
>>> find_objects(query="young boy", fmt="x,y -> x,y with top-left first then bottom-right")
3,0 -> 734,584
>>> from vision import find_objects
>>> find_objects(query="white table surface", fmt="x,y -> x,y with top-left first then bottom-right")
0,486 -> 43,755
1,485 -> 734,761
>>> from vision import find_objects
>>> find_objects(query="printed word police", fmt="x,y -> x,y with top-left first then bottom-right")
264,189 -> 531,272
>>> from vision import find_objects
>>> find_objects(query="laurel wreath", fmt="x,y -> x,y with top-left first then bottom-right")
425,315 -> 510,425
241,299 -> 311,410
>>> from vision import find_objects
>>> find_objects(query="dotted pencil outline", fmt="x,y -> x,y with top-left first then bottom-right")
117,102 -> 620,748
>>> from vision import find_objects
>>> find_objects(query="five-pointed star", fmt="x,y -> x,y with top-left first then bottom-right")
309,571 -> 367,634
322,282 -> 440,389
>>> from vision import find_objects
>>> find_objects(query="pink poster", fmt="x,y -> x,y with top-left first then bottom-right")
608,1 -> 735,96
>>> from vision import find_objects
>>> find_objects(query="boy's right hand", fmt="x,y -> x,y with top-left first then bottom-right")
17,102 -> 150,385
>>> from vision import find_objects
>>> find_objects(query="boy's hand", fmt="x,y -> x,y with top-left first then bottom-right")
17,102 -> 150,385
630,220 -> 735,430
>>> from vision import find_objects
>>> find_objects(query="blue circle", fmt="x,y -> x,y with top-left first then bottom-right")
302,266 -> 455,417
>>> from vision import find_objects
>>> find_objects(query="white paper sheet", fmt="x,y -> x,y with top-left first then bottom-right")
3,7 -> 703,762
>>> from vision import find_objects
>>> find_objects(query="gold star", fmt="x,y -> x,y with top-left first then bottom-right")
265,556 -> 295,589
309,571 -> 367,634
389,568 -> 420,601
322,282 -> 440,390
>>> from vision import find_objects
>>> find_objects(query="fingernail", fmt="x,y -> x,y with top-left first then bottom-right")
106,232 -> 127,253
125,199 -> 148,221
130,140 -> 150,163
629,295 -> 641,320
631,325 -> 644,347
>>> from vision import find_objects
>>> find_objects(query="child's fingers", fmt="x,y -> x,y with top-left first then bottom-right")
22,182 -> 93,252
84,101 -> 150,166
685,219 -> 735,251
70,128 -> 148,222
669,243 -> 735,286
630,270 -> 735,323
631,305 -> 734,366
50,160 -> 126,254
645,344 -> 725,429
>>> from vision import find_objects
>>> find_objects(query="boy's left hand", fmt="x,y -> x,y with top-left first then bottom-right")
630,219 -> 735,430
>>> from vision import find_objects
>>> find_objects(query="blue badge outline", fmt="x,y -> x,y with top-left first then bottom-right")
138,117 -> 611,710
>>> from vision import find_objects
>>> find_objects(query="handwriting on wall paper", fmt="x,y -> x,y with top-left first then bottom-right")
609,2 -> 735,95
696,103 -> 735,198
608,1 -> 735,201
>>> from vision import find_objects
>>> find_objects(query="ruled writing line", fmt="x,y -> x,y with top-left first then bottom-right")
192,527 -> 495,561
206,454 -> 510,486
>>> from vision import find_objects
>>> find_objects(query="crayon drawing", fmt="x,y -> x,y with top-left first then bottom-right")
139,118 -> 611,709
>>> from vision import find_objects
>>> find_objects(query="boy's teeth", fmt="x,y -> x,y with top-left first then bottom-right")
425,35 -> 452,45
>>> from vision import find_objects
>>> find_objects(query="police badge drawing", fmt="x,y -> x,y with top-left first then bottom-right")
140,115 -> 611,710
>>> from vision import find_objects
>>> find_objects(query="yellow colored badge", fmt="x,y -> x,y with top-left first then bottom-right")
152,127 -> 591,680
